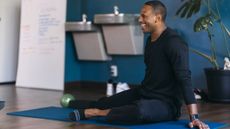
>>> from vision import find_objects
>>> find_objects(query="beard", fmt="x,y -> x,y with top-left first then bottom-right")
141,23 -> 156,33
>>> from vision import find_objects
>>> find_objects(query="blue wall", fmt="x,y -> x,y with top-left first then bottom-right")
65,0 -> 82,82
65,0 -> 230,88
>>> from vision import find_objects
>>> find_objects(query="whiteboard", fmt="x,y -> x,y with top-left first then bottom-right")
16,0 -> 66,90
0,0 -> 20,83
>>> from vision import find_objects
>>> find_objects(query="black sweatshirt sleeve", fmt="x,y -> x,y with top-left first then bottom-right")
165,36 -> 196,105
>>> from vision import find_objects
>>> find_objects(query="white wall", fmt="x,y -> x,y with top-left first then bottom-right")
0,0 -> 21,83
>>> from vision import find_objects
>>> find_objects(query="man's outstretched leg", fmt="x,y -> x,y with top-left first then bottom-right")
68,99 -> 176,125
68,102 -> 143,124
68,87 -> 141,109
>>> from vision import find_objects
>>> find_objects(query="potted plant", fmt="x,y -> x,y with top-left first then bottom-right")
176,0 -> 230,102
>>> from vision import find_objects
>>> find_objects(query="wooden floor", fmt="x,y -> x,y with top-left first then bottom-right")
0,84 -> 230,129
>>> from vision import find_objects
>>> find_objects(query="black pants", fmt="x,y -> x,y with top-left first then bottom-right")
69,88 -> 176,124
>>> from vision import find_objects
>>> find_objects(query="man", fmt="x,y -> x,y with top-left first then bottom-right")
67,1 -> 209,128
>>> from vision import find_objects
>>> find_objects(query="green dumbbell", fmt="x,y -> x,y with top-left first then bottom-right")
60,94 -> 75,108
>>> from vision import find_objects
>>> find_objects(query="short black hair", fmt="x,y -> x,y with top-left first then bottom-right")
144,0 -> 167,21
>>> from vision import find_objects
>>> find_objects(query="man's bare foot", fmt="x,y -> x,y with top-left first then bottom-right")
84,108 -> 111,118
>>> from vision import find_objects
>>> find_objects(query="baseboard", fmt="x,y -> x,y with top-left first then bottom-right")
0,81 -> 15,85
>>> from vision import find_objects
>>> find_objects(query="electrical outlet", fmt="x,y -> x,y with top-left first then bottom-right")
110,65 -> 118,77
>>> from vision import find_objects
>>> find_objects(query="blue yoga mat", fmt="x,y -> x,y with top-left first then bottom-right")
7,106 -> 227,129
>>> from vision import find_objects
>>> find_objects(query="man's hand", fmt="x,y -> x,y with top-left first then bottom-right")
188,119 -> 210,129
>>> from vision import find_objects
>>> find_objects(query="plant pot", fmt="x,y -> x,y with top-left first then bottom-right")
204,68 -> 230,103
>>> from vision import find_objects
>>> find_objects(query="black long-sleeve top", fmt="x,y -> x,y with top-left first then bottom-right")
140,27 -> 196,110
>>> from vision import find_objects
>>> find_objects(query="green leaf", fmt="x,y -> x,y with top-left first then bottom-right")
176,2 -> 188,16
176,0 -> 202,18
181,3 -> 191,18
193,0 -> 201,13
186,3 -> 196,18
193,14 -> 213,32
